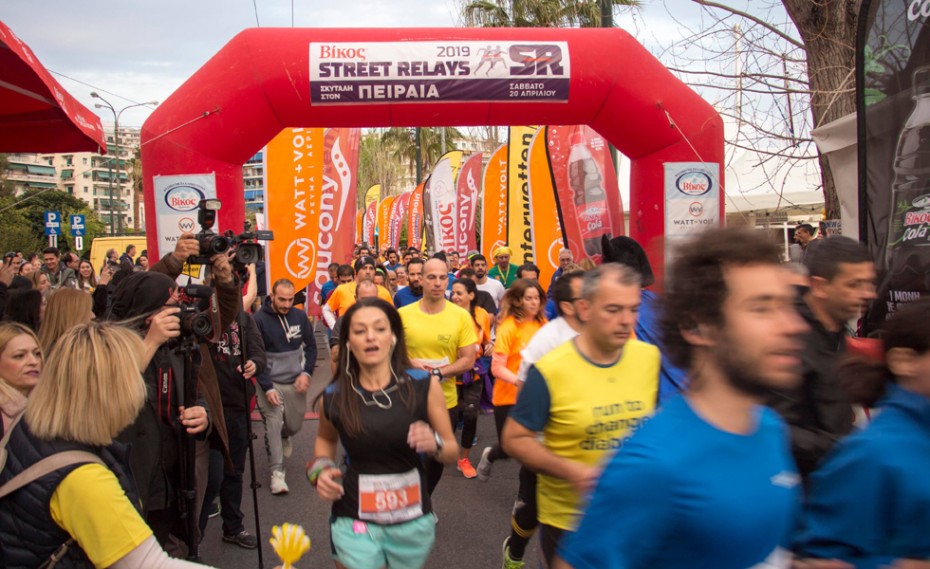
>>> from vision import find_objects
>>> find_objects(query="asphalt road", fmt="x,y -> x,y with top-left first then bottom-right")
198,324 -> 540,569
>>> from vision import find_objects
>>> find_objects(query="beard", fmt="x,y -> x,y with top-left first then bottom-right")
410,283 -> 423,296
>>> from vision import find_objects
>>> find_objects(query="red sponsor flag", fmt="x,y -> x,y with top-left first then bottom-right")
363,200 -> 377,246
547,125 -> 624,263
481,144 -> 508,260
455,152 -> 481,256
407,182 -> 426,251
389,191 -> 412,249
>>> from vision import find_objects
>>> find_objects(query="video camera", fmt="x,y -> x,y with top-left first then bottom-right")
190,199 -> 273,268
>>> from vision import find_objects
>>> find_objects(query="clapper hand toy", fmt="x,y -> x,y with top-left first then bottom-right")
270,523 -> 311,569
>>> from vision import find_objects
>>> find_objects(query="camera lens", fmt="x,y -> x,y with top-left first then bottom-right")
236,243 -> 261,265
199,234 -> 229,255
180,311 -> 213,339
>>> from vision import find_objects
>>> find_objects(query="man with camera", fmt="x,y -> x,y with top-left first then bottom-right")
254,278 -> 317,495
109,232 -> 241,554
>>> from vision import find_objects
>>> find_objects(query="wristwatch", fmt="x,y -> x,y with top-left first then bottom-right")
433,430 -> 445,457
429,368 -> 443,380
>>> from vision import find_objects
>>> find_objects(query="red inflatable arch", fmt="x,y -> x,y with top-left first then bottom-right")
141,27 -> 723,277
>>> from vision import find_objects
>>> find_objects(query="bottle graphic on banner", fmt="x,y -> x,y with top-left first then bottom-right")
889,66 -> 930,253
568,130 -> 610,258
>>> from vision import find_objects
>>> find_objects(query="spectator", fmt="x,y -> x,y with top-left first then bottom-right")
135,255 -> 149,272
39,247 -> 76,290
0,321 -> 215,568
76,259 -> 98,292
0,322 -> 42,435
36,288 -> 94,355
119,245 -> 137,272
26,271 -> 50,296
3,289 -> 43,333
488,247 -> 517,288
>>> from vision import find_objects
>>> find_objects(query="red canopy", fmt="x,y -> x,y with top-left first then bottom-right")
0,19 -> 107,153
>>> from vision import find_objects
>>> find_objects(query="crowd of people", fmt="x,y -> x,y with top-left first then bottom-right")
1,226 -> 929,569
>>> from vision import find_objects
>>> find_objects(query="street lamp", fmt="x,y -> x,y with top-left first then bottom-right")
91,92 -> 158,236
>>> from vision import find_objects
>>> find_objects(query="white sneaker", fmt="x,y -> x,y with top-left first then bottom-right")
282,436 -> 293,458
477,446 -> 493,482
270,470 -> 289,495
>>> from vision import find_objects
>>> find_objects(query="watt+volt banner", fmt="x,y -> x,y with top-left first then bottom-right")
481,144 -> 508,261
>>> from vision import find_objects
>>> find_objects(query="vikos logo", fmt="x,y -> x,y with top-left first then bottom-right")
912,194 -> 930,209
164,185 -> 205,212
675,171 -> 713,196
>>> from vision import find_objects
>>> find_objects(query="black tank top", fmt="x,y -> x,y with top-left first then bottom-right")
323,371 -> 432,523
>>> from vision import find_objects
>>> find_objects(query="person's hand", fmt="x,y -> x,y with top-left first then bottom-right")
793,559 -> 853,569
172,233 -> 199,264
210,252 -> 233,284
179,405 -> 208,434
238,359 -> 257,379
266,388 -> 282,406
564,461 -> 600,498
0,262 -> 13,286
294,373 -> 311,393
97,265 -> 115,286
410,359 -> 433,372
407,421 -> 438,454
316,467 -> 344,502
145,306 -> 181,347
483,343 -> 493,357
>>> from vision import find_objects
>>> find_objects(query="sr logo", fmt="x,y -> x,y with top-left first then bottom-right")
509,44 -> 564,76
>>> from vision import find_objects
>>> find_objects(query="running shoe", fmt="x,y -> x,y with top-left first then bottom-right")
457,457 -> 477,479
282,436 -> 293,458
207,500 -> 221,519
477,446 -> 493,482
501,536 -> 525,569
270,470 -> 289,495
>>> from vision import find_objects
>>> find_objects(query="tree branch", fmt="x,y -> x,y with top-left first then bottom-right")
691,0 -> 804,49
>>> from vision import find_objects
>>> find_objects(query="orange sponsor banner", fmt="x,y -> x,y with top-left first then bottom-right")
377,195 -> 396,251
407,182 -> 426,251
264,127 -> 325,297
356,209 -> 363,243
528,128 -> 563,288
508,126 -> 539,265
481,144 -> 508,261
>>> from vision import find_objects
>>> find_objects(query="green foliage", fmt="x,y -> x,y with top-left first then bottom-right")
460,0 -> 639,28
0,189 -> 105,255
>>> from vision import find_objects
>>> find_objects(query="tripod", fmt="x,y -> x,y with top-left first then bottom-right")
176,335 -> 201,562
235,308 -> 265,569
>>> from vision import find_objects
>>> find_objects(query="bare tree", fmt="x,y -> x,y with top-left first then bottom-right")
649,0 -> 859,218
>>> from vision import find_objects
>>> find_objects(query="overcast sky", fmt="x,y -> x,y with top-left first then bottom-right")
1,0 -> 741,128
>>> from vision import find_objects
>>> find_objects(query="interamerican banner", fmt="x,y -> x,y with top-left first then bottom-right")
377,195 -> 396,251
456,152 -> 482,256
481,144 -> 508,260
264,127 -> 361,316
408,182 -> 426,251
508,126 -> 539,265
547,125 -> 624,264
427,150 -> 464,254
528,129 -> 562,288
388,191 -> 411,250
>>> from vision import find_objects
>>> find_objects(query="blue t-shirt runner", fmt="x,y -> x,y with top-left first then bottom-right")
557,395 -> 800,569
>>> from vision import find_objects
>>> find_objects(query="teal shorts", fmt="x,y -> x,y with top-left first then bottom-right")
330,515 -> 435,569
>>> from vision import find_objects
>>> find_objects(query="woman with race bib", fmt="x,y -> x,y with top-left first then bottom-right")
309,297 -> 458,569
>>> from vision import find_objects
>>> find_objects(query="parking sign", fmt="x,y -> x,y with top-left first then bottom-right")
44,211 -> 61,236
70,214 -> 86,236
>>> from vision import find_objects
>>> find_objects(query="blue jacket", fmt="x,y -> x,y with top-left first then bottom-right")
795,384 -> 930,567
636,291 -> 688,403
253,303 -> 317,392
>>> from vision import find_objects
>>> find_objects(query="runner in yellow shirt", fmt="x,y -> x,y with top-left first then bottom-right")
399,258 -> 477,503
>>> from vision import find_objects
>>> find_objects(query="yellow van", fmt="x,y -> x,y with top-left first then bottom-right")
88,236 -> 149,272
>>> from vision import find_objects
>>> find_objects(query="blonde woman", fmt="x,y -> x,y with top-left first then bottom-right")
0,322 -> 214,568
36,288 -> 94,354
26,270 -> 51,295
0,322 -> 42,435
